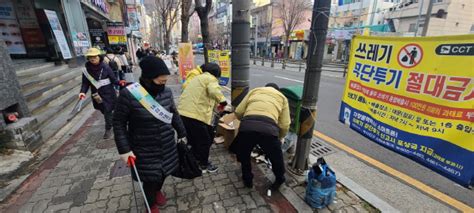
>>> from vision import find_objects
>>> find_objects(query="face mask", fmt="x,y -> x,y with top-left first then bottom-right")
148,83 -> 165,95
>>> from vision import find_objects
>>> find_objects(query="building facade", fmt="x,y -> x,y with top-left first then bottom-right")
385,0 -> 474,36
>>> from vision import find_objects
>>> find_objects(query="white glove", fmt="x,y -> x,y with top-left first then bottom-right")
120,151 -> 136,167
178,137 -> 188,144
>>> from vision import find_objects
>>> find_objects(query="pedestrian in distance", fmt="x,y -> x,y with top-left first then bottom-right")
104,47 -> 124,91
113,56 -> 187,213
78,47 -> 126,139
178,63 -> 228,173
230,83 -> 290,190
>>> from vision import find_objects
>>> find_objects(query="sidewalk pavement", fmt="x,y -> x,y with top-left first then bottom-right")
1,74 -> 377,213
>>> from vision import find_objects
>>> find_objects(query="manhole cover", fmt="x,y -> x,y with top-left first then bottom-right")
310,138 -> 336,158
109,160 -> 130,179
96,139 -> 116,149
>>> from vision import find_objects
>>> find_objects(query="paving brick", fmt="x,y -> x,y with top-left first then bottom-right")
98,187 -> 111,200
223,197 -> 243,207
69,206 -> 83,213
18,202 -> 35,213
202,194 -> 220,204
110,188 -> 130,198
251,191 -> 267,207
29,191 -> 56,202
56,184 -> 72,197
198,188 -> 217,197
346,191 -> 361,202
177,196 -> 189,211
238,187 -> 253,196
202,204 -> 215,213
176,180 -> 194,189
339,192 -> 358,205
212,201 -> 225,213
241,194 -> 257,209
177,185 -> 196,196
44,201 -> 72,212
85,189 -> 99,203
106,197 -> 120,212
161,206 -> 177,213
211,173 -> 228,181
118,196 -> 130,210
250,206 -> 272,213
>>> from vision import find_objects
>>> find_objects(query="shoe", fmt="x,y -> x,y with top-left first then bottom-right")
103,129 -> 112,139
270,178 -> 286,190
155,191 -> 167,206
200,163 -> 219,174
147,204 -> 160,213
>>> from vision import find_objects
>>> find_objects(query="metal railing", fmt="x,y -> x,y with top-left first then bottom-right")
251,56 -> 349,76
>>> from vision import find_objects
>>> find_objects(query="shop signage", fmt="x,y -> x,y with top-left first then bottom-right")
127,6 -> 139,31
81,0 -> 109,14
0,1 -> 26,54
44,9 -> 72,59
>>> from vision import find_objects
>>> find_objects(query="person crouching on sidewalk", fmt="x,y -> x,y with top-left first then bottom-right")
231,83 -> 290,190
178,63 -> 227,173
79,47 -> 125,139
113,56 -> 187,213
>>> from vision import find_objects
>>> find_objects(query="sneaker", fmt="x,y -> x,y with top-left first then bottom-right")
155,191 -> 167,206
270,178 -> 286,190
103,129 -> 112,139
200,163 -> 219,174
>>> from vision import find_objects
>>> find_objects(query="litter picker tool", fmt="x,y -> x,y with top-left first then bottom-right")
128,156 -> 151,212
67,97 -> 85,121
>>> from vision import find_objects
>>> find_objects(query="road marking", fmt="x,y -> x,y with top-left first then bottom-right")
313,130 -> 474,212
274,75 -> 304,83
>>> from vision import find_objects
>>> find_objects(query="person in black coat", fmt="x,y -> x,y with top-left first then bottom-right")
113,56 -> 187,212
79,48 -> 125,139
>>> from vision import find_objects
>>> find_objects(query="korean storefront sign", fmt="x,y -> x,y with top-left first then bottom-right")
339,35 -> 474,187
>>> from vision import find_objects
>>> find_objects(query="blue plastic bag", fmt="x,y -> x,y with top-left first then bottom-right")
305,158 -> 337,209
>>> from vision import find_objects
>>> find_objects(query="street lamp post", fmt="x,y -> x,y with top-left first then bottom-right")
231,0 -> 251,106
290,0 -> 331,174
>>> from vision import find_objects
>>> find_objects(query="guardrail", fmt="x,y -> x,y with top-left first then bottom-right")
251,56 -> 349,77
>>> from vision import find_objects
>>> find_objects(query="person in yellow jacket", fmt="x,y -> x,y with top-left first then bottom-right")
178,63 -> 227,173
231,83 -> 290,190
182,65 -> 203,90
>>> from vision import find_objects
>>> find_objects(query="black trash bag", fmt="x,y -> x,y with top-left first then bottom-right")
172,142 -> 202,179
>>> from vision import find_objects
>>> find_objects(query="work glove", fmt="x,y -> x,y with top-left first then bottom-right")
119,80 -> 127,87
120,151 -> 136,167
178,137 -> 188,144
78,93 -> 86,100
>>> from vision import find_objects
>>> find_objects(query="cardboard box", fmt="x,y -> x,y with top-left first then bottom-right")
216,113 -> 240,148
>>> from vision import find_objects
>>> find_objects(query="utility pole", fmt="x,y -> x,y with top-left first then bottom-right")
254,15 -> 258,57
231,0 -> 250,106
421,0 -> 434,36
290,0 -> 331,174
415,0 -> 424,37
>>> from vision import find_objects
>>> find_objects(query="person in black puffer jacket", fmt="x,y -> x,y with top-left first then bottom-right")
113,56 -> 187,212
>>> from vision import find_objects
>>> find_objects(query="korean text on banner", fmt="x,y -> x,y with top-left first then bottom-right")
208,50 -> 231,86
339,35 -> 474,187
178,43 -> 195,83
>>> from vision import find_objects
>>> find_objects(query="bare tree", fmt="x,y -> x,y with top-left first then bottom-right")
156,0 -> 181,54
181,0 -> 194,42
194,0 -> 212,63
274,0 -> 311,59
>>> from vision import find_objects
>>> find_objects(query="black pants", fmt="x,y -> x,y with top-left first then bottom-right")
181,116 -> 214,166
143,177 -> 166,207
235,131 -> 285,184
104,111 -> 113,130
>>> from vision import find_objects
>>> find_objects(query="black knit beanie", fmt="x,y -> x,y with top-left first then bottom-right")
139,56 -> 170,79
265,83 -> 280,90
201,63 -> 221,78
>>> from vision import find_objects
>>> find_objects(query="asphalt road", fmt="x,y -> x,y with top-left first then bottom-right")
195,55 -> 474,208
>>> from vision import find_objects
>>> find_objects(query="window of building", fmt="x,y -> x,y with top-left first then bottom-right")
470,24 -> 474,32
408,23 -> 417,32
